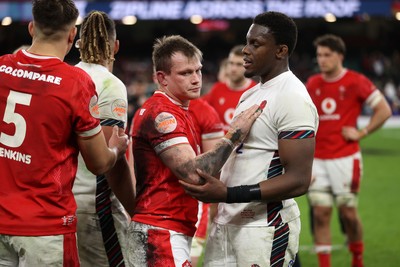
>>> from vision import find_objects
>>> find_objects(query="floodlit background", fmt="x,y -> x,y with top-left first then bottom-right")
1,2 -> 400,265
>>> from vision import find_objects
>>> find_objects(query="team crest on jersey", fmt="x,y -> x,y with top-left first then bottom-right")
339,86 -> 346,100
89,95 -> 100,118
111,99 -> 127,118
155,112 -> 177,133
182,260 -> 192,267
61,215 -> 76,226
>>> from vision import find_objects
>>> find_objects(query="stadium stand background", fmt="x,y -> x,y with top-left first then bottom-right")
1,0 -> 399,114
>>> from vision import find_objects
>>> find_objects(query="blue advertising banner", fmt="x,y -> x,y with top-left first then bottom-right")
0,0 -> 395,21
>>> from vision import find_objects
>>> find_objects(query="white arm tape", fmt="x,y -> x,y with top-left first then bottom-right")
366,90 -> 383,108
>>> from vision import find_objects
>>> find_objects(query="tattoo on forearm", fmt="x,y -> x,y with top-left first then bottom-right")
225,128 -> 243,146
176,130 -> 242,184
195,140 -> 233,176
178,139 -> 233,183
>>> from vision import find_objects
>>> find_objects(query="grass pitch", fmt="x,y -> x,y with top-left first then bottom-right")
297,127 -> 400,266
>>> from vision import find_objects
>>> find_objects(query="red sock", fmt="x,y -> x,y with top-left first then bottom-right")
349,241 -> 364,267
317,252 -> 331,267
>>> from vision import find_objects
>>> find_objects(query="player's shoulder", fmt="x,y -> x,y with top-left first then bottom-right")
0,53 -> 13,62
61,63 -> 94,85
209,81 -> 228,92
306,72 -> 323,84
140,93 -> 182,116
345,69 -> 370,81
107,72 -> 126,90
190,98 -> 209,109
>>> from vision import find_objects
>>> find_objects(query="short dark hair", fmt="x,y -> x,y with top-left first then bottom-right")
152,35 -> 203,74
32,0 -> 79,36
253,11 -> 298,56
313,34 -> 346,55
229,45 -> 245,56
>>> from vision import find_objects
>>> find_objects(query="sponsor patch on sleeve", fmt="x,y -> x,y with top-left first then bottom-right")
111,99 -> 127,118
89,95 -> 100,118
154,112 -> 177,133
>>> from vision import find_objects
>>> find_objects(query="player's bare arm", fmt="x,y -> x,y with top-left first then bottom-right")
78,125 -> 129,175
258,137 -> 314,201
102,125 -> 136,217
180,137 -> 315,203
342,94 -> 392,141
160,104 -> 263,184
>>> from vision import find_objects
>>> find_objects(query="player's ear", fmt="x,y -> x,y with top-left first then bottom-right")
276,44 -> 288,59
156,71 -> 167,87
28,21 -> 34,37
114,39 -> 120,55
68,26 -> 77,45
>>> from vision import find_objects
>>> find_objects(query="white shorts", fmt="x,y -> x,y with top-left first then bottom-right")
76,211 -> 130,267
203,218 -> 300,267
0,233 -> 79,267
308,152 -> 362,207
126,221 -> 193,267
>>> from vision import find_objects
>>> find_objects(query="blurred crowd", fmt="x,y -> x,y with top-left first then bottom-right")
103,48 -> 400,124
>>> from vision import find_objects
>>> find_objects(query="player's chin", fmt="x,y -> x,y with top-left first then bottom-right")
244,69 -> 254,78
188,89 -> 201,99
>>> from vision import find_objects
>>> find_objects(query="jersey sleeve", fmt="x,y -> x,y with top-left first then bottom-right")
273,88 -> 318,135
71,72 -> 101,138
97,76 -> 128,128
142,107 -> 191,155
354,73 -> 377,102
195,100 -> 224,140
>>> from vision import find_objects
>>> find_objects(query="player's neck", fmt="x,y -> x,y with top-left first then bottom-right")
158,88 -> 190,107
28,41 -> 68,61
227,78 -> 251,91
322,66 -> 345,80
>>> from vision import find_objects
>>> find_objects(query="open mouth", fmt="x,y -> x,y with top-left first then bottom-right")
243,58 -> 252,68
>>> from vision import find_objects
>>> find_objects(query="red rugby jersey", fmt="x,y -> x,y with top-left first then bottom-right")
0,50 -> 100,235
306,69 -> 376,158
130,92 -> 200,236
203,80 -> 257,133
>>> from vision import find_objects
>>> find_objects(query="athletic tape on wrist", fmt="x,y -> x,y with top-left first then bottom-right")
226,184 -> 261,203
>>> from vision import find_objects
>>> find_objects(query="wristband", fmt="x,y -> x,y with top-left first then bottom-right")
226,184 -> 261,203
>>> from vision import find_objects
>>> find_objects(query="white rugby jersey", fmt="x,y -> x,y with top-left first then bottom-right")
73,62 -> 128,213
215,71 -> 318,226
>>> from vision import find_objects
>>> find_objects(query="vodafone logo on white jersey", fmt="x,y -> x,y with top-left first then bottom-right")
321,97 -> 336,114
